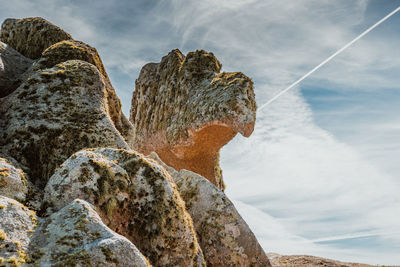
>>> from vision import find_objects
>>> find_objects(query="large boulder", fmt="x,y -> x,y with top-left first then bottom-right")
150,153 -> 271,266
30,199 -> 151,266
0,17 -> 71,59
0,196 -> 150,266
0,158 -> 29,202
130,49 -> 257,190
34,39 -> 134,140
0,60 -> 129,189
0,41 -> 33,97
0,196 -> 36,265
43,148 -> 205,267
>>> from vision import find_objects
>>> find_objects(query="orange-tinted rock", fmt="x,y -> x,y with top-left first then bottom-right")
130,49 -> 257,190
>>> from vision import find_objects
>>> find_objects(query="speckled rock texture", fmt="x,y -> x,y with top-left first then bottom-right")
150,152 -> 271,267
0,59 -> 130,189
34,39 -> 134,140
43,148 -> 205,267
0,158 -> 29,202
30,199 -> 151,266
0,17 -> 71,59
130,49 -> 257,190
0,196 -> 37,266
0,41 -> 33,97
267,253 -> 375,267
0,196 -> 150,266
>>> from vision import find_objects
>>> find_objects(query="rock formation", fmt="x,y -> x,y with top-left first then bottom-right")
0,17 -> 71,59
150,153 -> 271,266
130,49 -> 257,190
43,148 -> 205,266
0,16 -> 273,267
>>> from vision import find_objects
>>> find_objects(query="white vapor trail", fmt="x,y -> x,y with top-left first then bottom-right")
258,6 -> 400,111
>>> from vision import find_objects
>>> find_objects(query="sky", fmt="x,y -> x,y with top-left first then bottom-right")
1,0 -> 400,264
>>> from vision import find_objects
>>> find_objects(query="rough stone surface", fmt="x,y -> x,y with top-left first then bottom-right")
34,39 -> 134,140
30,199 -> 151,266
267,253 -> 376,267
150,152 -> 271,267
43,148 -> 205,267
130,49 -> 257,190
0,158 -> 29,202
0,196 -> 37,265
0,41 -> 33,97
0,17 -> 71,59
0,60 -> 129,189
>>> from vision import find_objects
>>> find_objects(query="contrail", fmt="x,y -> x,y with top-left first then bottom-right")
258,6 -> 400,111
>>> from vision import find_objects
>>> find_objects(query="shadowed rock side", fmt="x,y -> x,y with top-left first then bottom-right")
130,49 -> 257,190
0,17 -> 71,59
267,253 -> 376,267
149,153 -> 271,267
43,148 -> 205,267
0,41 -> 33,97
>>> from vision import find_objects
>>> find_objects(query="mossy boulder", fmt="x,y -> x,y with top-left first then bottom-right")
150,153 -> 271,267
30,199 -> 151,266
43,148 -> 205,267
0,158 -> 29,202
130,49 -> 257,190
0,17 -> 71,59
0,60 -> 129,189
33,39 -> 134,141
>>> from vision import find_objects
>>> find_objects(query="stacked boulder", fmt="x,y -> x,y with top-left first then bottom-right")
0,17 -> 270,266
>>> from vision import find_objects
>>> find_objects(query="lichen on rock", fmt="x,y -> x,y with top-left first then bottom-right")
30,199 -> 151,266
43,148 -> 205,267
150,152 -> 271,267
0,158 -> 29,203
0,17 -> 72,59
0,60 -> 129,189
130,49 -> 257,190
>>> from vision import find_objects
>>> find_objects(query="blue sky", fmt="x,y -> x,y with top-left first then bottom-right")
1,0 -> 400,264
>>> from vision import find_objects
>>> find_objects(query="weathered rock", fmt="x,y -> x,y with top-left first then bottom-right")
0,60 -> 129,189
30,199 -> 151,266
0,196 -> 150,266
0,158 -> 28,202
150,153 -> 271,266
130,49 -> 257,190
34,39 -> 134,140
0,17 -> 71,59
0,196 -> 37,265
43,148 -> 205,266
0,41 -> 33,97
267,253 -> 374,267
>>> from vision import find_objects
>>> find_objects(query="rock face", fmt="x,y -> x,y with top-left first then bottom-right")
0,60 -> 129,189
0,17 -> 71,59
150,153 -> 271,267
31,199 -> 150,266
0,158 -> 28,202
43,148 -> 205,267
130,49 -> 257,190
0,196 -> 36,265
0,196 -> 150,266
0,41 -> 33,97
